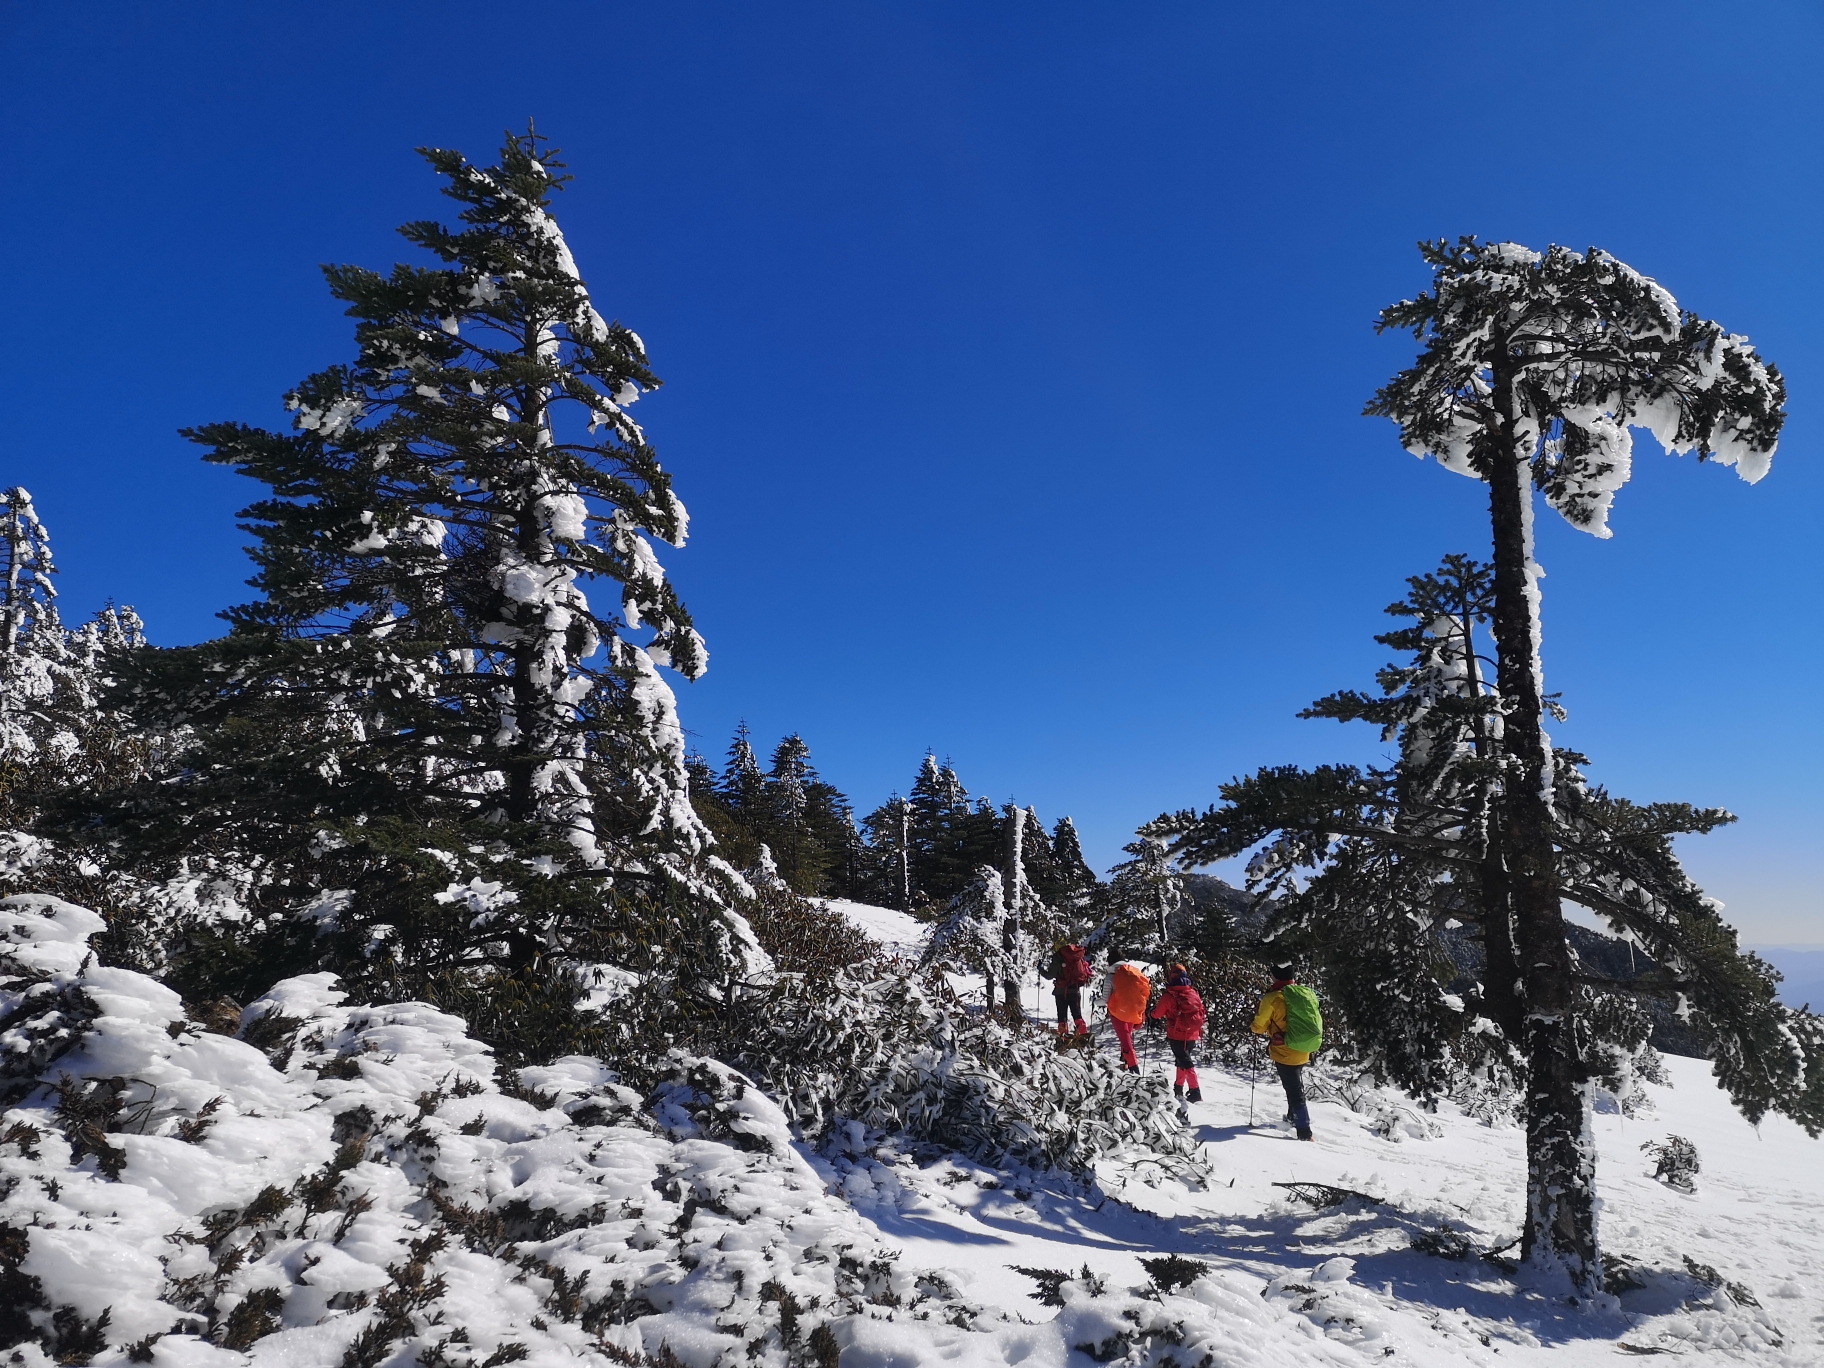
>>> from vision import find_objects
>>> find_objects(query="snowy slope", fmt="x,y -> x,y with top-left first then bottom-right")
3,892 -> 1818,1368
823,899 -> 1819,1364
818,900 -> 927,961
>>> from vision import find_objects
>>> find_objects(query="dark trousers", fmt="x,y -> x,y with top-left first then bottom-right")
1168,1038 -> 1195,1070
1277,1062 -> 1311,1135
1054,989 -> 1085,1026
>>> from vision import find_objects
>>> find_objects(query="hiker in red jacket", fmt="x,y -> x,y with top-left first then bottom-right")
1045,940 -> 1093,1043
1149,963 -> 1207,1103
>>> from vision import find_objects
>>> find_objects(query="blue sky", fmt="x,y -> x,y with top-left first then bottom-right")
3,2 -> 1820,942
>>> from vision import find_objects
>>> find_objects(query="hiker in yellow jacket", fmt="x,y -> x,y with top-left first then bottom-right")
1251,962 -> 1317,1141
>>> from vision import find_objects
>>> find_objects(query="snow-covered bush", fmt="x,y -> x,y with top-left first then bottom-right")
1642,1134 -> 1701,1193
740,879 -> 880,982
0,891 -> 1384,1368
743,964 -> 1208,1186
0,893 -> 983,1366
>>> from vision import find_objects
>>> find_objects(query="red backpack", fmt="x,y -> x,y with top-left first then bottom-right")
1059,944 -> 1093,988
1163,984 -> 1206,1039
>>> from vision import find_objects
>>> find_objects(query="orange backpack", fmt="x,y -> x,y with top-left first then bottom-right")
1107,963 -> 1152,1024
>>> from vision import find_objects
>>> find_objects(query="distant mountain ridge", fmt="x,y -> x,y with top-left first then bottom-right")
1749,946 -> 1824,1014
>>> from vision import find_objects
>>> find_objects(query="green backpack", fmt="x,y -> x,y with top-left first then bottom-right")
1281,983 -> 1323,1055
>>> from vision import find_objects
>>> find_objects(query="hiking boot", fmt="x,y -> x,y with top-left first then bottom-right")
1297,1129 -> 1314,1142
1074,1020 -> 1089,1037
1173,1083 -> 1184,1100
1186,1088 -> 1202,1103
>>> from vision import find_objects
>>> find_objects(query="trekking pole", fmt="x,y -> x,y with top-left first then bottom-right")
1249,1064 -> 1256,1127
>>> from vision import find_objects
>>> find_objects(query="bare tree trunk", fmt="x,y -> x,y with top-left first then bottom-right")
1486,386 -> 1599,1294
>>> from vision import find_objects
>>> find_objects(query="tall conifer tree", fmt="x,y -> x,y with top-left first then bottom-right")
1156,554 -> 1822,1292
86,131 -> 732,1032
1365,240 -> 1786,1291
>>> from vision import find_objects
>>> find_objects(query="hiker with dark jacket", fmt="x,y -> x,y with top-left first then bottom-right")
1251,962 -> 1321,1141
1045,940 -> 1093,1042
1149,963 -> 1207,1102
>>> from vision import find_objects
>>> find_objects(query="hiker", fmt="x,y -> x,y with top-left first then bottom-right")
1045,940 -> 1093,1046
1106,961 -> 1151,1072
1251,962 -> 1323,1141
1149,963 -> 1207,1103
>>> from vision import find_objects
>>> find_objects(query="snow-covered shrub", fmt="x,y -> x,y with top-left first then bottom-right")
740,880 -> 880,982
1033,1264 -> 1364,1368
743,964 -> 1208,1186
0,893 -> 988,1366
1642,1134 -> 1701,1193
0,889 -> 1360,1368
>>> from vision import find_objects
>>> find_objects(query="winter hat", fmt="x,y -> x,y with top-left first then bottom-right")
1271,962 -> 1296,983
1167,963 -> 1189,985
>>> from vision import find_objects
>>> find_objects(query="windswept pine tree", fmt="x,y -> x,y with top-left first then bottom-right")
73,130 -> 737,1049
1153,555 -> 1823,1293
1358,240 -> 1787,1291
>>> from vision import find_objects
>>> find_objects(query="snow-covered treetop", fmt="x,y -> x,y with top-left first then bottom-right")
1367,237 -> 1786,537
177,128 -> 710,861
0,486 -> 59,654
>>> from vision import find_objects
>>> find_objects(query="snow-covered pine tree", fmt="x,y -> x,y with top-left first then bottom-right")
0,488 -> 58,658
861,793 -> 913,909
906,753 -> 971,903
1015,806 -> 1064,908
80,130 -> 734,1046
994,803 -> 1057,1018
720,722 -> 767,827
925,864 -> 1021,1017
0,487 -> 65,775
1153,554 -> 1822,1293
0,489 -> 152,823
1104,833 -> 1187,959
763,733 -> 825,894
1365,240 -> 1787,1292
1049,816 -> 1102,919
781,736 -> 860,897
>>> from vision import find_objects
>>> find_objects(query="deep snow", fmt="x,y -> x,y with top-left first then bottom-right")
2,893 -> 1817,1368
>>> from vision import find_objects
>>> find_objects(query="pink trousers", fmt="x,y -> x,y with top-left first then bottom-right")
1111,1017 -> 1139,1069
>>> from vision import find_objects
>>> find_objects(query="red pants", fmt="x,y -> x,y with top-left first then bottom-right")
1169,1037 -> 1199,1090
1112,1017 -> 1139,1069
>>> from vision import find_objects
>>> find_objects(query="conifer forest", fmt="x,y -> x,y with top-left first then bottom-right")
2,128 -> 1819,1368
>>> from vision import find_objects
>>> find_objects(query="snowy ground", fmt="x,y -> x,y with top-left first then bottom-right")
820,900 -> 1822,1364
4,893 -> 1818,1368
819,900 -> 928,962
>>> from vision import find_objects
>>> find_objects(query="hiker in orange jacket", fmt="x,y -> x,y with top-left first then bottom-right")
1106,961 -> 1150,1072
1251,961 -> 1314,1140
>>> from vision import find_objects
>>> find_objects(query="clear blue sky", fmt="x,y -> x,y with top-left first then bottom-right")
3,3 -> 1819,941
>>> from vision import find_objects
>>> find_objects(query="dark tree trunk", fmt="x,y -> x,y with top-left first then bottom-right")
1486,386 -> 1599,1293
1461,601 -> 1526,1047
1476,833 -> 1525,1046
